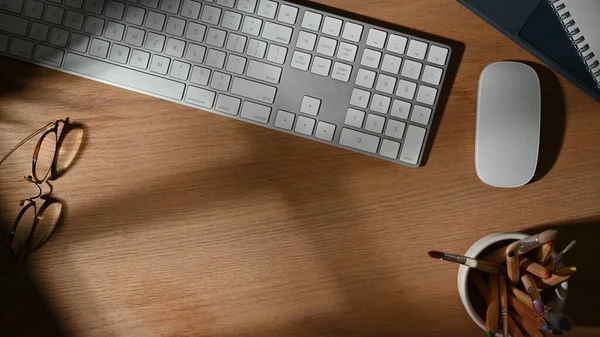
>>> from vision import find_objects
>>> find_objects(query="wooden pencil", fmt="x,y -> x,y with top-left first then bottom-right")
519,257 -> 550,279
536,241 -> 553,264
471,271 -> 490,303
486,274 -> 499,337
507,314 -> 526,337
510,309 -> 544,337
499,274 -> 509,337
508,285 -> 534,311
506,243 -> 520,284
508,295 -> 546,325
535,273 -> 571,289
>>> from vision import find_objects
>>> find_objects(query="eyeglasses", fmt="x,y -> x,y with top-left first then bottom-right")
1,119 -> 84,262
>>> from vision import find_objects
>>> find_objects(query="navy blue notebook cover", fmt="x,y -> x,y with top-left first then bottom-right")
457,0 -> 600,103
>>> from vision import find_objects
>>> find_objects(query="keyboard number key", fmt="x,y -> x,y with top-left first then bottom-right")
390,99 -> 411,119
370,94 -> 391,114
295,116 -> 316,136
350,88 -> 370,109
427,45 -> 449,66
201,5 -> 221,25
275,110 -> 296,130
396,80 -> 416,100
401,59 -> 422,80
344,108 -> 365,128
355,68 -> 376,88
379,139 -> 400,159
416,85 -> 437,105
411,105 -> 432,125
385,120 -> 406,140
375,74 -> 397,95
365,113 -> 385,133
407,39 -> 428,60
315,122 -> 336,141
339,128 -> 380,154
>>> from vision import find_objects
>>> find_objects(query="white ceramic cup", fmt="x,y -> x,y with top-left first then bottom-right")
457,232 -> 569,336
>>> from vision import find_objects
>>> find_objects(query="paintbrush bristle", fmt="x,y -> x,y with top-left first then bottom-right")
428,251 -> 445,259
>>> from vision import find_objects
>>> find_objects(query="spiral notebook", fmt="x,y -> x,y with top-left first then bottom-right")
549,0 -> 600,89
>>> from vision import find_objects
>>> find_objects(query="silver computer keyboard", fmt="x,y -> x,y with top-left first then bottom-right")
0,0 -> 452,167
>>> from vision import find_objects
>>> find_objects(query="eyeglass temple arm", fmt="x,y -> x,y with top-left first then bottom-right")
0,122 -> 55,166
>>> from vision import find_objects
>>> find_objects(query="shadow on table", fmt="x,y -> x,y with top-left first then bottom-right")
523,216 -> 600,328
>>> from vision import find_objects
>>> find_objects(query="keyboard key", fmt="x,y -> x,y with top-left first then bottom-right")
387,34 -> 407,55
49,27 -> 69,47
337,42 -> 357,62
125,26 -> 145,46
105,21 -> 125,41
295,116 -> 315,136
291,51 -> 311,71
185,22 -> 206,43
29,22 -> 49,42
34,45 -> 64,67
185,86 -> 215,108
206,27 -> 226,47
366,29 -> 387,49
201,5 -> 221,25
65,0 -> 83,8
370,94 -> 391,114
160,0 -> 180,14
399,125 -> 426,164
237,0 -> 256,14
262,22 -> 292,44
422,65 -> 443,85
379,139 -> 400,159
331,62 -> 352,82
384,119 -> 406,140
139,0 -> 158,7
342,21 -> 363,42
210,71 -> 231,91
316,36 -> 337,57
216,94 -> 241,115
90,38 -> 110,58
226,54 -> 247,74
407,39 -> 427,60
365,113 -> 385,133
322,16 -> 342,37
246,59 -> 282,84
69,33 -> 89,52
267,44 -> 287,64
216,0 -> 234,8
190,65 -> 210,85
416,85 -> 437,105
145,11 -> 165,30
85,0 -> 105,14
170,60 -> 190,80
355,68 -> 376,88
109,44 -> 130,63
45,5 -> 64,25
311,56 -> 331,77
205,49 -> 226,68
246,38 -> 266,58
166,16 -> 186,36
300,96 -> 321,116
64,52 -> 186,100
375,74 -> 396,95
241,16 -> 262,36
0,34 -> 8,52
65,11 -> 85,30
401,59 -> 422,80
360,48 -> 381,68
130,49 -> 150,69
226,33 -> 247,53
105,0 -> 125,19
0,12 -> 28,36
221,10 -> 242,30
240,101 -> 271,124
165,37 -> 185,57
301,11 -> 321,31
381,54 -> 402,74
396,80 -> 416,100
344,108 -> 365,128
9,38 -> 34,58
24,0 -> 44,19
277,4 -> 298,25
185,43 -> 205,63
315,122 -> 336,141
180,0 -> 200,19
1,0 -> 24,13
390,99 -> 410,119
145,32 -> 165,52
257,0 -> 277,19
231,77 -> 277,104
339,128 -> 379,153
296,31 -> 316,51
275,110 -> 295,130
350,88 -> 370,108
411,105 -> 432,125
84,16 -> 104,36
427,45 -> 448,65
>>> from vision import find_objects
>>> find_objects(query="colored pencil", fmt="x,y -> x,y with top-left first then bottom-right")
536,241 -> 553,264
499,274 -> 508,337
519,257 -> 550,279
486,274 -> 499,337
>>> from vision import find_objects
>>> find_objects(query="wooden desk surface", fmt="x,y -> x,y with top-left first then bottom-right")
1,1 -> 599,336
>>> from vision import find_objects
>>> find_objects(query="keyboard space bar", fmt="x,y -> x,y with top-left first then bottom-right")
63,53 -> 185,100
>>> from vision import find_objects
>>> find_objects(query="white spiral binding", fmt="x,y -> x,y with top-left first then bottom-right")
549,0 -> 600,84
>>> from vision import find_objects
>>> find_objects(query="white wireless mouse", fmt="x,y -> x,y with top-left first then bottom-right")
476,62 -> 541,188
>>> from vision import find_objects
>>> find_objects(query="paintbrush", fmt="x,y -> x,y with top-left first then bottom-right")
428,251 -> 505,273
546,240 -> 576,271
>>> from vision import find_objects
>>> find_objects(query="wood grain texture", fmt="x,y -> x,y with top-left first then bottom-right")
1,1 -> 599,336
